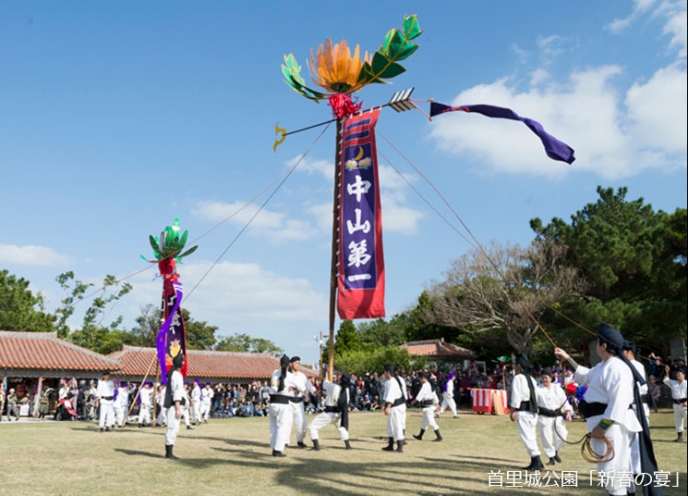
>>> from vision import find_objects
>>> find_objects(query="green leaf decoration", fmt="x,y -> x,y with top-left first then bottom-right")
358,14 -> 422,87
145,219 -> 198,263
281,53 -> 327,102
403,14 -> 422,40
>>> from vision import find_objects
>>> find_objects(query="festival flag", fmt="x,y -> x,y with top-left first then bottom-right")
336,108 -> 385,319
144,219 -> 197,385
430,102 -> 575,164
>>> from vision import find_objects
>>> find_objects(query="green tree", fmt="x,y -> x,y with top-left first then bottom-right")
129,304 -> 162,347
333,320 -> 360,356
357,317 -> 407,348
214,333 -> 283,354
0,270 -> 55,332
531,186 -> 687,354
62,273 -> 133,354
334,346 -> 426,376
183,308 -> 218,350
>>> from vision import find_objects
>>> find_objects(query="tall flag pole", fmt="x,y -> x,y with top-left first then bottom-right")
280,15 -> 423,380
142,218 -> 198,385
275,16 -> 576,381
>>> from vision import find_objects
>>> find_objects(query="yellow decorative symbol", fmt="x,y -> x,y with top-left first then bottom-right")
273,122 -> 288,152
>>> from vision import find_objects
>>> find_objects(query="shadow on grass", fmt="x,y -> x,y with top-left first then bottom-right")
114,448 -> 163,459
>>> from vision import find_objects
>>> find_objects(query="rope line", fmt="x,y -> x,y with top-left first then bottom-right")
184,122 -> 332,301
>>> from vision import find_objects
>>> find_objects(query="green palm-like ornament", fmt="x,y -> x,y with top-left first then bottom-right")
142,218 -> 198,262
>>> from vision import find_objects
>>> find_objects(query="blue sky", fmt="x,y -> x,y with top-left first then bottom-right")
1,1 -> 686,364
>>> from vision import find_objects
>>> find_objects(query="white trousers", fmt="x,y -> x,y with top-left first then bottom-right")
538,416 -> 566,458
290,400 -> 307,443
269,402 -> 293,452
516,411 -> 540,457
192,402 -> 201,423
200,401 -> 211,420
182,407 -> 191,427
587,416 -> 633,496
113,404 -> 124,426
139,404 -> 151,425
98,400 -> 114,429
420,407 -> 439,431
308,412 -> 349,441
439,393 -> 457,417
386,405 -> 406,441
674,403 -> 687,433
164,406 -> 181,446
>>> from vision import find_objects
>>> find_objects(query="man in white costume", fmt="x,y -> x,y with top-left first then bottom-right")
663,364 -> 687,443
95,370 -> 115,433
288,356 -> 318,448
200,382 -> 213,423
308,374 -> 352,451
510,352 -> 543,471
269,354 -> 303,457
411,372 -> 442,442
555,323 -> 648,496
536,368 -> 572,466
164,353 -> 185,460
381,364 -> 407,453
191,380 -> 201,425
114,381 -> 129,428
622,341 -> 651,480
437,371 -> 458,418
138,382 -> 153,427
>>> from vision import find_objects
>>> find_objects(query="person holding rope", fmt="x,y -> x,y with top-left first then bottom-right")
163,352 -> 185,460
555,323 -> 657,496
509,352 -> 544,471
381,364 -> 408,453
268,354 -> 303,457
307,373 -> 352,451
288,356 -> 318,448
663,364 -> 686,442
537,368 -> 572,466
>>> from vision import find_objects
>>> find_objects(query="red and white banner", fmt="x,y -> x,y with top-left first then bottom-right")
336,109 -> 385,319
471,388 -> 510,414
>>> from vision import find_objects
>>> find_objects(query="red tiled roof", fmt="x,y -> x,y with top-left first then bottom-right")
401,339 -> 477,359
0,331 -> 120,373
110,346 -> 317,380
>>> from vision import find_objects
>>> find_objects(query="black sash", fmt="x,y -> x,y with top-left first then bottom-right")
289,396 -> 303,403
538,406 -> 560,418
675,398 -> 687,404
270,395 -> 290,405
324,406 -> 338,413
337,387 -> 349,431
578,400 -> 607,418
391,375 -> 407,408
420,400 -> 434,408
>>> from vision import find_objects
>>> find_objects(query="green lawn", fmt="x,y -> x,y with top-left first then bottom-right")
0,408 -> 685,496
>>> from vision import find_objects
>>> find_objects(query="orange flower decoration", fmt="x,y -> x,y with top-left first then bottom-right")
309,39 -> 370,94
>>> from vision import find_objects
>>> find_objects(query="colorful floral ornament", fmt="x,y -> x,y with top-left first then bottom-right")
142,218 -> 198,263
281,14 -> 422,107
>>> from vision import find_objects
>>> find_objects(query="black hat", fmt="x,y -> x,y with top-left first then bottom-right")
289,356 -> 301,363
383,364 -> 396,374
541,367 -> 553,378
677,365 -> 687,375
598,323 -> 624,354
622,340 -> 636,354
339,374 -> 351,388
515,352 -> 530,369
280,354 -> 290,368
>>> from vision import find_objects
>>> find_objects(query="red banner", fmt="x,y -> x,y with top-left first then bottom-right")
336,109 -> 385,319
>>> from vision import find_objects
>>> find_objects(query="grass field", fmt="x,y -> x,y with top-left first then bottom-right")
0,408 -> 685,496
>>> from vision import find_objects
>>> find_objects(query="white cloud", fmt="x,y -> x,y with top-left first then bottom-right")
607,0 -> 658,33
127,260 -> 327,332
429,49 -> 686,179
191,200 -> 318,242
0,244 -> 70,266
287,155 -> 333,181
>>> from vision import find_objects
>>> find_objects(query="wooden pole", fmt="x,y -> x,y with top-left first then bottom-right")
124,351 -> 158,425
327,118 -> 343,383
